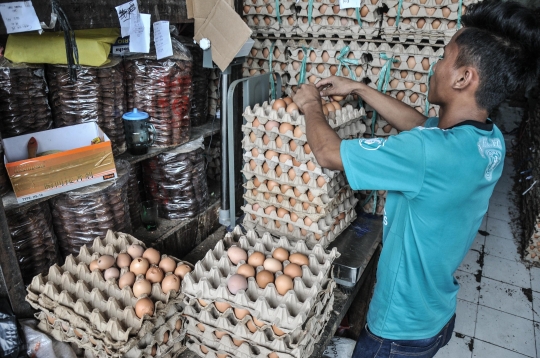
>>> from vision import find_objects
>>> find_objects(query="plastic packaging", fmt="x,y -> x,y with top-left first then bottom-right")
5,201 -> 60,285
0,134 -> 12,196
142,137 -> 209,220
20,319 -> 77,358
0,58 -> 53,138
124,39 -> 193,148
0,299 -> 24,358
204,136 -> 221,183
127,162 -> 143,230
46,58 -> 127,156
175,36 -> 210,127
50,160 -> 132,259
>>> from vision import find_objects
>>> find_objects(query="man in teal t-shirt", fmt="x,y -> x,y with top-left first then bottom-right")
291,0 -> 539,357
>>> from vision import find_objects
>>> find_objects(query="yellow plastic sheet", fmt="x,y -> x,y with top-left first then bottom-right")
4,28 -> 120,67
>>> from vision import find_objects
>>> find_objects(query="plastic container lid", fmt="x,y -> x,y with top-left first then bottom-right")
122,108 -> 149,120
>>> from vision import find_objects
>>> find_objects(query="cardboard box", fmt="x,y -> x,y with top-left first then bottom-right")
3,123 -> 117,203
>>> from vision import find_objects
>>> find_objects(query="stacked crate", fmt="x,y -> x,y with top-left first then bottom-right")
183,226 -> 338,358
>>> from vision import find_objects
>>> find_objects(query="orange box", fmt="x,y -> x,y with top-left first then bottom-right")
3,123 -> 117,203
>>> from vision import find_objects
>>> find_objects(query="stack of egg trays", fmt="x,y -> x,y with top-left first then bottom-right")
207,69 -> 220,121
25,230 -> 191,357
184,295 -> 333,358
382,0 -> 477,45
243,0 -> 296,37
243,38 -> 289,78
358,190 -> 387,216
182,226 -> 338,356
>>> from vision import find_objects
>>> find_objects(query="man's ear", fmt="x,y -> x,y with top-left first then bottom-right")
453,66 -> 479,90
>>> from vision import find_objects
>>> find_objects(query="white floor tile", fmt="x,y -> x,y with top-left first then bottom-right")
479,215 -> 488,232
479,277 -> 533,320
455,299 -> 478,337
489,193 -> 513,209
482,255 -> 530,288
472,339 -> 531,358
532,291 -> 540,322
494,176 -> 513,194
456,270 -> 481,304
484,235 -> 521,262
459,250 -> 481,275
475,305 -> 536,357
471,233 -> 485,253
486,217 -> 514,241
530,266 -> 540,293
435,333 -> 473,358
487,203 -> 512,223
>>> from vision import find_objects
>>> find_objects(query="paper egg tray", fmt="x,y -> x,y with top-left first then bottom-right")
244,184 -> 355,219
26,230 -> 192,344
183,294 -> 334,358
385,0 -> 473,20
249,38 -> 289,63
34,303 -> 186,358
242,162 -> 347,197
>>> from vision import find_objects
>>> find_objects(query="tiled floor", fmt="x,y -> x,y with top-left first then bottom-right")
436,153 -> 539,357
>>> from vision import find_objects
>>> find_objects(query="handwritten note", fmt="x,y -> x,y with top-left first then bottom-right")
129,13 -> 150,53
153,21 -> 173,60
339,0 -> 360,9
0,1 -> 41,34
115,0 -> 138,37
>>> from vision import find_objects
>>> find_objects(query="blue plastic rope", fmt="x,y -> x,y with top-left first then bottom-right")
457,0 -> 463,29
275,0 -> 281,24
269,42 -> 276,100
336,46 -> 360,81
356,7 -> 362,27
395,0 -> 404,27
308,0 -> 313,25
298,46 -> 311,85
371,53 -> 398,134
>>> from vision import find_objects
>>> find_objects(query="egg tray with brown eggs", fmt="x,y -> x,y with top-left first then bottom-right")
242,1 -> 295,18
247,38 -> 288,63
244,14 -> 296,32
35,305 -> 185,358
25,231 -> 193,343
243,182 -> 356,219
386,0 -> 468,21
295,1 -> 383,24
242,133 -> 319,165
182,295 -> 334,358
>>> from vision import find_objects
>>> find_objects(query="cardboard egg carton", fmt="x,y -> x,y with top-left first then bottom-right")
243,207 -> 357,248
242,162 -> 347,197
243,60 -> 287,76
297,1 -> 382,23
250,38 -> 289,63
244,183 -> 355,218
244,15 -> 296,35
35,304 -> 186,358
242,135 -> 319,165
382,26 -> 457,45
385,1 -> 466,20
183,294 -> 334,358
243,5 -> 295,18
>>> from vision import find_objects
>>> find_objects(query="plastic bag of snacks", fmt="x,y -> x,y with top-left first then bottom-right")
0,58 -> 53,138
5,201 -> 60,284
142,137 -> 208,220
47,57 -> 127,155
124,39 -> 193,147
50,160 -> 132,258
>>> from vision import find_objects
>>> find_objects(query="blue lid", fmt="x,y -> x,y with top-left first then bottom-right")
123,108 -> 149,120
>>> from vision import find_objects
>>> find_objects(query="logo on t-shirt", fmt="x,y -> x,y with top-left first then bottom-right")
477,136 -> 503,181
358,138 -> 385,151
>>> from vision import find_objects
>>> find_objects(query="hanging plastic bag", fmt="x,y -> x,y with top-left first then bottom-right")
0,299 -> 24,358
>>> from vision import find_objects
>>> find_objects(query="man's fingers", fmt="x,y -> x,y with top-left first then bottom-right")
315,78 -> 332,89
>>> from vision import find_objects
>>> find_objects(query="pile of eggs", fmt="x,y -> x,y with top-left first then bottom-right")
225,245 -> 309,296
88,244 -> 192,319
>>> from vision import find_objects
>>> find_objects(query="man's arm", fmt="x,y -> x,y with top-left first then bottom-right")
317,76 -> 428,132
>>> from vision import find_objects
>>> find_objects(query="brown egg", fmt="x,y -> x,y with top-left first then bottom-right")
290,212 -> 299,222
417,18 -> 426,29
420,83 -> 428,93
264,206 -> 276,215
234,307 -> 250,320
410,4 -> 419,15
248,252 -> 266,267
272,248 -> 290,262
197,323 -> 206,332
135,298 -> 154,318
293,126 -> 303,138
200,345 -> 209,354
249,160 -> 257,171
426,7 -> 436,16
287,223 -> 294,232
262,48 -> 270,58
415,72 -> 423,80
289,253 -> 309,266
237,264 -> 256,278
146,265 -> 164,283
448,21 -> 456,29
264,16 -> 271,25
161,274 -> 181,294
245,320 -> 257,333
275,220 -> 281,229
294,188 -> 303,198
360,5 -> 369,16
387,18 -> 395,26
332,101 -> 342,111
265,120 -> 280,131
267,180 -> 279,191
256,270 -> 275,288
163,331 -> 169,344
272,325 -> 285,336
289,140 -> 298,151
284,263 -> 303,278
133,278 -> 152,298
214,330 -> 227,339
279,154 -> 292,163
97,255 -> 115,270
227,274 -> 248,294
317,176 -> 326,187
307,191 -> 315,202
119,271 -> 136,289
286,103 -> 299,114
410,93 -> 419,103
104,267 -> 120,280
174,264 -> 192,278
89,260 -> 99,271
158,257 -> 177,273
275,274 -> 294,295
306,161 -> 316,171
301,228 -> 308,236
421,58 -> 430,71
253,118 -> 261,127
233,338 -> 245,347
283,97 -> 293,105
263,258 -> 283,273
277,208 -> 289,218
432,19 -> 441,29
302,172 -> 311,184
265,150 -> 278,160
116,253 -> 132,268
198,298 -> 208,307
406,57 -> 416,69
215,301 -> 232,313
272,99 -> 287,111
127,244 -> 145,259
227,246 -> 248,264
130,257 -> 150,275
142,248 -> 161,265
327,16 -> 335,25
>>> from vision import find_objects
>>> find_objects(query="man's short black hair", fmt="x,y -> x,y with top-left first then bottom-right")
455,0 -> 540,113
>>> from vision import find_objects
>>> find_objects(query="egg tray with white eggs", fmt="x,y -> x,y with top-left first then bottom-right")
26,231 -> 192,346
182,295 -> 333,358
34,304 -> 185,358
243,182 -> 356,219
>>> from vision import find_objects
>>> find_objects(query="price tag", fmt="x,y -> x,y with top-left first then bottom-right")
153,21 -> 173,60
129,13 -> 150,53
115,0 -> 139,38
339,0 -> 361,10
0,1 -> 41,34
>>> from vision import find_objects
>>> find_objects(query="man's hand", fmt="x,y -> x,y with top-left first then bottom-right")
316,76 -> 361,98
291,84 -> 323,114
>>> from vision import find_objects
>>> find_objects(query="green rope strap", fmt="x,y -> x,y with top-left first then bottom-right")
298,46 -> 311,85
424,61 -> 436,116
308,0 -> 313,25
457,0 -> 463,29
371,53 -> 398,135
395,0 -> 404,27
269,42 -> 276,100
275,0 -> 282,24
336,46 -> 360,81
356,7 -> 362,27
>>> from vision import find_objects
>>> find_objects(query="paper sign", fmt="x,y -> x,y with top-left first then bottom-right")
129,13 -> 150,53
153,21 -> 173,60
339,0 -> 361,9
0,1 -> 41,34
115,0 -> 138,37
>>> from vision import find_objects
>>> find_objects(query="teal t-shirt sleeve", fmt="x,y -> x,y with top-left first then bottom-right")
340,130 -> 426,198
